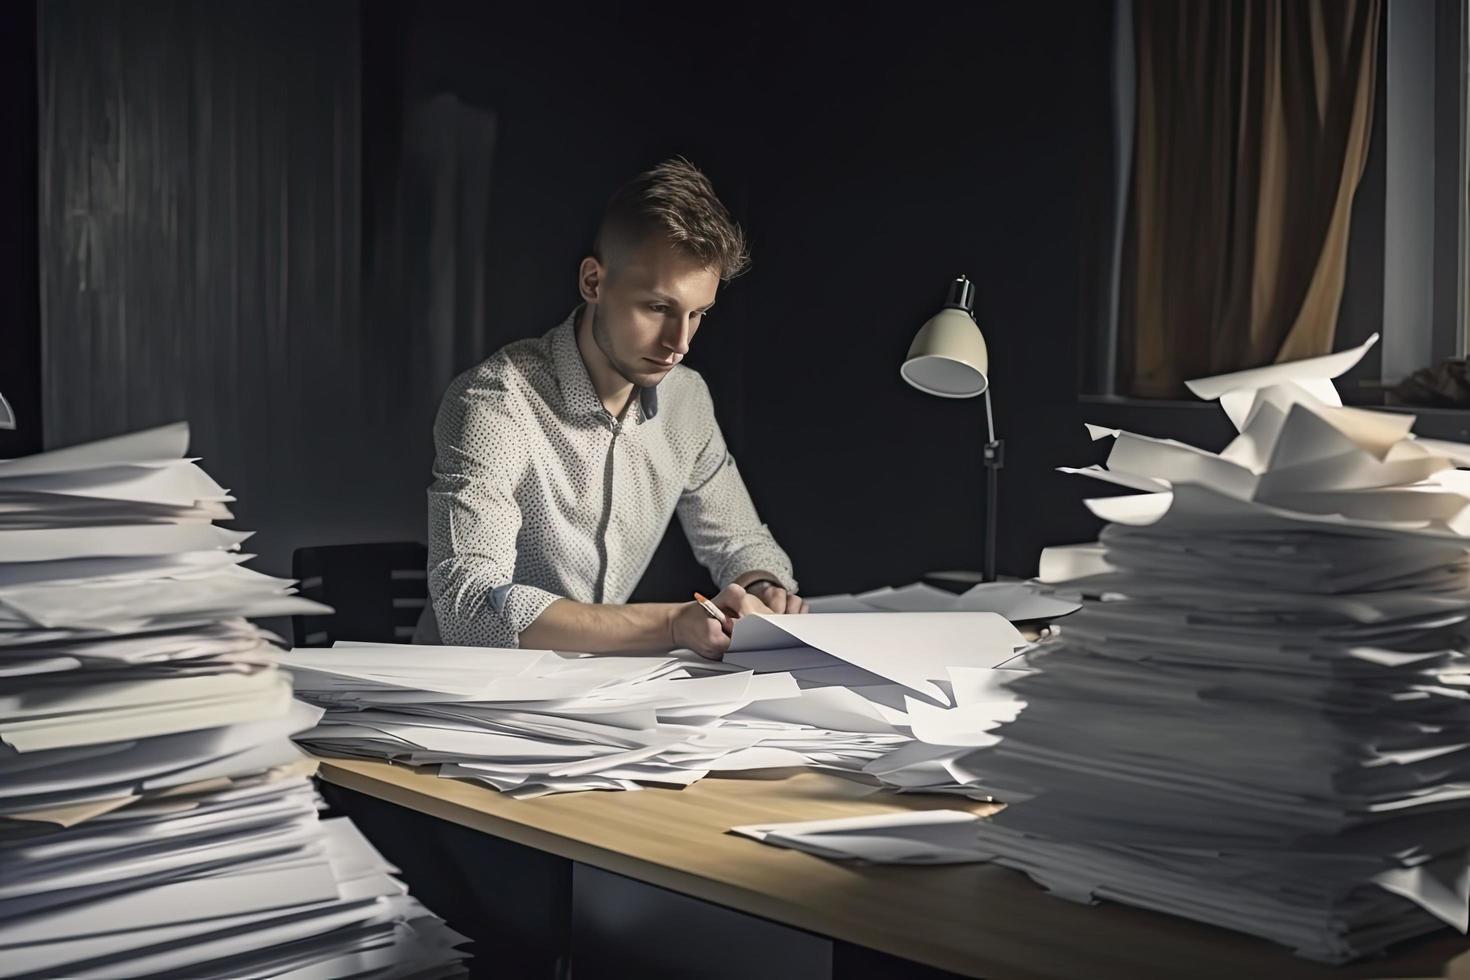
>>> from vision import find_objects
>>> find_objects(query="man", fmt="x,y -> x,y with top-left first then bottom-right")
416,158 -> 808,659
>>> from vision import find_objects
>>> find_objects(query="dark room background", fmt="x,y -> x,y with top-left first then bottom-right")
9,0 -> 1125,599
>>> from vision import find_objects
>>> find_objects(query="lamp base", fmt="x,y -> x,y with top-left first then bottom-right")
922,570 -> 1024,594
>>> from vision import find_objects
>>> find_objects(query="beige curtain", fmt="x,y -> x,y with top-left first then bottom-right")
1127,0 -> 1380,398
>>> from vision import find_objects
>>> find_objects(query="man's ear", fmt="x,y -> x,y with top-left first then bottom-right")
578,256 -> 605,305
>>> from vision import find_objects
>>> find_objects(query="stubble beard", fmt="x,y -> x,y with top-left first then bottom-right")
591,305 -> 653,389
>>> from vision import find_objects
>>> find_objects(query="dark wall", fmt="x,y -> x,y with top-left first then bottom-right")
0,0 -> 40,458
35,0 -> 416,576
731,3 -> 1114,592
28,0 -> 1117,595
372,0 -> 1116,597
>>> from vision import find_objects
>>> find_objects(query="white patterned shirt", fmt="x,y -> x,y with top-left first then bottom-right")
416,307 -> 797,648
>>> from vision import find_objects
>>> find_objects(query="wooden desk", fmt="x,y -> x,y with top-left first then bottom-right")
319,757 -> 1470,980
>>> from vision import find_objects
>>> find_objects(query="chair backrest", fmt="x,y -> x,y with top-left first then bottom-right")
292,542 -> 428,648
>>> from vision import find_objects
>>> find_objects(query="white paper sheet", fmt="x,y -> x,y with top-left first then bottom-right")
731,810 -> 985,864
0,422 -> 190,477
0,524 -> 250,563
728,613 -> 1025,704
1183,333 -> 1378,429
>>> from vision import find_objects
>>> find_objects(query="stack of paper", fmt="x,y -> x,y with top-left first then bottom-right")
287,612 -> 1034,800
970,336 -> 1470,962
0,424 -> 467,978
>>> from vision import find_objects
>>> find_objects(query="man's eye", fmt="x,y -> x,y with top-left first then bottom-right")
648,304 -> 668,314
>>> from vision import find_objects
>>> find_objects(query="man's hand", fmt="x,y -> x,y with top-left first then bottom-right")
727,582 -> 775,617
746,580 -> 810,614
670,602 -> 730,660
669,582 -> 759,660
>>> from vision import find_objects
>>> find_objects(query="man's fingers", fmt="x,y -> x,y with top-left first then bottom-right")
713,582 -> 747,618
762,587 -> 790,613
742,594 -> 774,616
797,598 -> 810,614
699,620 -> 730,660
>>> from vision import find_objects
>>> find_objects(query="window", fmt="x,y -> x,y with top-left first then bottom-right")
1088,0 -> 1469,412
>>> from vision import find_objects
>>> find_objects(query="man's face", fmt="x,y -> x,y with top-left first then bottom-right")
585,236 -> 721,389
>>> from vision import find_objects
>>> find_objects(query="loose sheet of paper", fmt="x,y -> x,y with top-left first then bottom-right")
728,612 -> 1026,704
731,810 -> 986,864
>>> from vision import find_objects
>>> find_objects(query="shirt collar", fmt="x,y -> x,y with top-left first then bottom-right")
551,306 -> 659,425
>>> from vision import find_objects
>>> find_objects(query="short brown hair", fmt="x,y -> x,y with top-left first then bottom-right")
594,157 -> 750,281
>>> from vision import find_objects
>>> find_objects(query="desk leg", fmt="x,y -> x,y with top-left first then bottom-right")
318,783 -> 966,979
570,863 -> 833,979
319,780 -> 573,979
568,862 -> 969,980
833,943 -> 969,980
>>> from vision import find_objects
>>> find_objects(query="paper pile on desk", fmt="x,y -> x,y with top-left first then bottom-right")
970,335 -> 1470,963
0,424 -> 466,978
286,612 -> 1034,799
285,641 -> 906,798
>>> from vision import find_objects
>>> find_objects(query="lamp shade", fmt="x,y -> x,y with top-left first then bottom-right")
900,307 -> 989,399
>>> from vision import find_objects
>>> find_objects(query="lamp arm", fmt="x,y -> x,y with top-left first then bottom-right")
981,387 -> 1004,583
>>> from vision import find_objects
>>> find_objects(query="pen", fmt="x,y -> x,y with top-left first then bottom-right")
692,592 -> 732,634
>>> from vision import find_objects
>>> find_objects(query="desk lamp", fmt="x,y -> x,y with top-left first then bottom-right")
899,275 -> 1003,582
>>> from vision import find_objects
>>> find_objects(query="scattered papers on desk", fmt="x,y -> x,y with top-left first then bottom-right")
286,612 -> 1037,800
970,334 -> 1470,963
730,810 -> 986,864
284,640 -> 914,798
806,581 -> 1080,621
285,643 -> 851,797
0,424 -> 466,978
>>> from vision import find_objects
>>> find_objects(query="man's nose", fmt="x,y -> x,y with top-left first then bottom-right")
663,315 -> 694,355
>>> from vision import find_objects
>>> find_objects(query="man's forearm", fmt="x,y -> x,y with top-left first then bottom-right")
517,598 -> 682,653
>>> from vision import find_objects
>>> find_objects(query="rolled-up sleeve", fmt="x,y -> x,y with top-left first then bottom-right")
426,372 -> 562,647
675,380 -> 797,593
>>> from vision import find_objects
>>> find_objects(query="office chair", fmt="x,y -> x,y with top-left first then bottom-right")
291,541 -> 428,648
